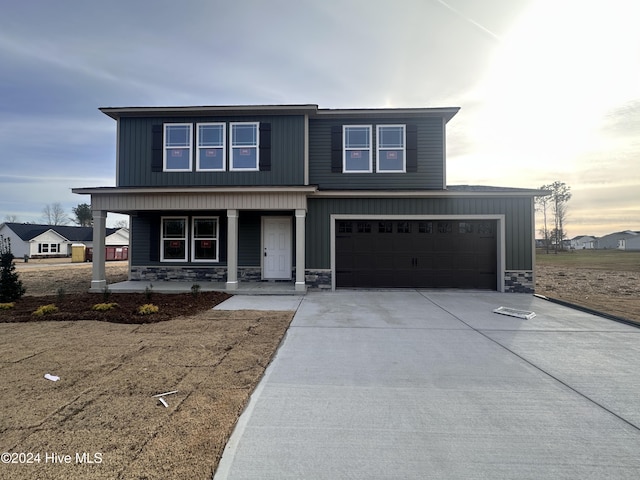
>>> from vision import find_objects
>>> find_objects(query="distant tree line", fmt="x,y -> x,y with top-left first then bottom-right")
3,203 -> 128,228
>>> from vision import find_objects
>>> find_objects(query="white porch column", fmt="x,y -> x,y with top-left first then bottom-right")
226,209 -> 239,290
91,210 -> 107,291
295,209 -> 306,291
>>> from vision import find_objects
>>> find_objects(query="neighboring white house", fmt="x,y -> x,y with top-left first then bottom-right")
570,235 -> 596,249
618,235 -> 640,251
0,223 -> 129,259
596,231 -> 638,249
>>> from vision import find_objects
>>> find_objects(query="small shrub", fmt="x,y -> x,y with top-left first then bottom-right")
56,287 -> 66,302
92,302 -> 119,312
102,287 -> 112,302
33,304 -> 59,317
0,302 -> 15,310
138,303 -> 159,315
191,283 -> 201,297
144,284 -> 154,301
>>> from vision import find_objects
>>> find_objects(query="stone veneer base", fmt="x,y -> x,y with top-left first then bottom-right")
504,271 -> 534,293
128,266 -> 531,293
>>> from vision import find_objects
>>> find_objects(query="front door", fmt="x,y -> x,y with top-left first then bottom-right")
263,217 -> 292,280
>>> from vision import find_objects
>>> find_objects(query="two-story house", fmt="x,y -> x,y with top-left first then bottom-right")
73,104 -> 543,293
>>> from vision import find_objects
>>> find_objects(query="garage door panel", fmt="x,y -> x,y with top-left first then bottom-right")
335,219 -> 497,290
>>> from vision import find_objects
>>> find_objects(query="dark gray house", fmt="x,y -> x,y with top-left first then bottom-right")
73,104 -> 543,293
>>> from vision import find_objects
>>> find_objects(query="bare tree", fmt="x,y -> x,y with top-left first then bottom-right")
3,214 -> 19,223
549,181 -> 571,253
42,203 -> 69,226
113,218 -> 130,229
535,186 -> 552,254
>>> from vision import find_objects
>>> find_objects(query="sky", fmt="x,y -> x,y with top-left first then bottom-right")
0,0 -> 638,237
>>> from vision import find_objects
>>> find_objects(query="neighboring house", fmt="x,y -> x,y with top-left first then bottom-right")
596,231 -> 638,249
73,104 -> 546,293
0,223 -> 128,259
570,235 -> 596,250
618,234 -> 640,251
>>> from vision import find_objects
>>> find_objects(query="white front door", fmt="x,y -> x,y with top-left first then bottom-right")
263,217 -> 292,279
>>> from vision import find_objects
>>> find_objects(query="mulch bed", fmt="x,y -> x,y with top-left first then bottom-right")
0,291 -> 231,324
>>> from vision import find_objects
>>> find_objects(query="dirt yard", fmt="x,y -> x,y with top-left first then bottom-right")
535,250 -> 640,324
0,262 -> 294,479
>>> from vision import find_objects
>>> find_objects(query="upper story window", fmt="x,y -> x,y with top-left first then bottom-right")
377,125 -> 406,173
164,124 -> 192,171
230,122 -> 259,171
343,125 -> 372,173
197,123 -> 225,171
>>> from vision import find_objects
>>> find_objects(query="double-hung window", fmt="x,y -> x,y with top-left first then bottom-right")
192,217 -> 219,262
343,125 -> 372,172
161,217 -> 188,261
377,125 -> 406,172
230,122 -> 259,171
197,123 -> 225,171
164,124 -> 192,171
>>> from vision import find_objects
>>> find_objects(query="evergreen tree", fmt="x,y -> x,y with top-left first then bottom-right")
0,235 -> 26,302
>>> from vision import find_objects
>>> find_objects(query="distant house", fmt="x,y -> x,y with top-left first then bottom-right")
570,235 -> 596,249
618,234 -> 640,251
596,231 -> 638,250
0,223 -> 129,259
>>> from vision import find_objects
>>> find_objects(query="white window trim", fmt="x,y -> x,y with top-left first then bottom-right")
230,122 -> 260,171
161,216 -> 188,262
163,123 -> 193,172
196,123 -> 226,171
191,216 -> 220,262
376,124 -> 406,173
343,125 -> 372,173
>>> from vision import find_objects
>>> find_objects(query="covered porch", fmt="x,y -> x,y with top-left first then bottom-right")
72,186 -> 317,294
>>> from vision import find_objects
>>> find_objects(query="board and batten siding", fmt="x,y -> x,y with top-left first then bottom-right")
305,196 -> 534,271
308,116 -> 445,190
117,115 -> 305,187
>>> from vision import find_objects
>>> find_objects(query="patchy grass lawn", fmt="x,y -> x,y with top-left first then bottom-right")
535,249 -> 640,323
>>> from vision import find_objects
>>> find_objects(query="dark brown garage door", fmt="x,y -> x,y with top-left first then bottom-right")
336,220 -> 497,289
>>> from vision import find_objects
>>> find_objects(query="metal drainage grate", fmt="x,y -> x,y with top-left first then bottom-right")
493,306 -> 536,320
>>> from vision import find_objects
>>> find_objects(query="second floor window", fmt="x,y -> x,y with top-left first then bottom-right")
230,122 -> 259,171
197,123 -> 226,171
377,125 -> 406,172
343,125 -> 372,172
164,124 -> 192,171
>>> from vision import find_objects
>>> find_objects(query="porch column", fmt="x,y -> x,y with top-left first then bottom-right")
226,209 -> 238,290
91,210 -> 107,291
295,209 -> 306,291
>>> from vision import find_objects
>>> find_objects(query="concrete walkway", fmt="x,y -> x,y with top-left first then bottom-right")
213,290 -> 640,480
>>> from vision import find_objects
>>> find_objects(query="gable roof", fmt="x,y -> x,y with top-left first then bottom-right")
3,223 -> 118,242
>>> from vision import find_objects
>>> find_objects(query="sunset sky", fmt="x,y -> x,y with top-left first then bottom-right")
1,0 -> 638,237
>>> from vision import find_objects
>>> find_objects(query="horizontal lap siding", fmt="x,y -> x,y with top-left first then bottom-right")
308,117 -> 444,189
305,197 -> 533,271
118,115 -> 304,187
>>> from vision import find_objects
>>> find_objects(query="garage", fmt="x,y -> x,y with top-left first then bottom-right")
335,219 -> 497,289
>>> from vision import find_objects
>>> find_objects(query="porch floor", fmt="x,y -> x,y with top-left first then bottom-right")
97,280 -> 307,295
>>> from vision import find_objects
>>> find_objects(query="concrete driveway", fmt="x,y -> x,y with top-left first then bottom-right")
214,290 -> 640,480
